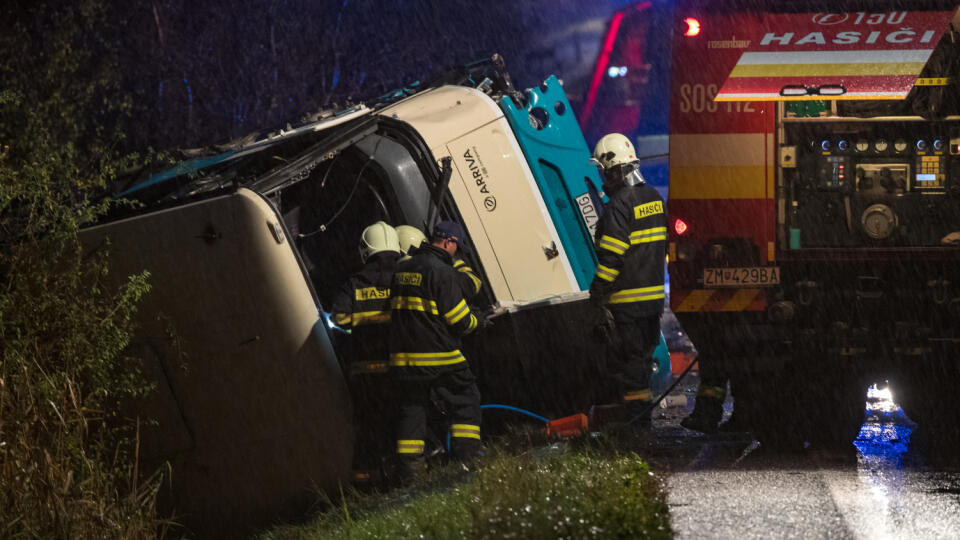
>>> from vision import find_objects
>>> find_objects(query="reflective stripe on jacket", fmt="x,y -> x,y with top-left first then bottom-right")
589,183 -> 667,316
453,258 -> 483,298
390,245 -> 478,376
329,253 -> 399,367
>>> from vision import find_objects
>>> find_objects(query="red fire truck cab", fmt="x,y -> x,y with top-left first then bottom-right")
662,1 -> 960,459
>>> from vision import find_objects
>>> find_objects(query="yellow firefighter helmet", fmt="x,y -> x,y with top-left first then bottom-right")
395,224 -> 426,257
359,221 -> 400,262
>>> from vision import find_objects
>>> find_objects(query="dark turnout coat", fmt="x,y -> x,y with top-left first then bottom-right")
389,244 -> 478,377
329,252 -> 399,374
589,182 -> 667,317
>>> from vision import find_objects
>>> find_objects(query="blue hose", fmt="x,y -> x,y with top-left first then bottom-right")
445,404 -> 550,451
480,404 -> 549,423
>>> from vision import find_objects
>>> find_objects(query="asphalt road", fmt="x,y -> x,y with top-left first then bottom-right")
641,375 -> 960,539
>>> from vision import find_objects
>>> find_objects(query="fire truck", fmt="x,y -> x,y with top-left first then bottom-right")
585,0 -> 960,460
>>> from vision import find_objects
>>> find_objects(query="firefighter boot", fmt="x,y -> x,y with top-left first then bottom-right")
449,432 -> 482,468
680,396 -> 723,434
396,455 -> 427,486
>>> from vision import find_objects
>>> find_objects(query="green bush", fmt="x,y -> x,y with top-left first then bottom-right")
0,243 -> 160,537
0,1 -> 166,536
268,444 -> 672,540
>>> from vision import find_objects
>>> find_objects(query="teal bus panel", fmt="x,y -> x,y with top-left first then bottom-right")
120,151 -> 238,197
499,76 -> 604,291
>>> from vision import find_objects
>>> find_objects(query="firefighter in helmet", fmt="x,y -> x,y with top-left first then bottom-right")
389,220 -> 482,481
589,133 -> 667,427
397,224 -> 483,299
396,224 -> 427,261
329,221 -> 401,477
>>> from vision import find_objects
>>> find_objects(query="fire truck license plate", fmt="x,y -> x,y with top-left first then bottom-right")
703,267 -> 780,288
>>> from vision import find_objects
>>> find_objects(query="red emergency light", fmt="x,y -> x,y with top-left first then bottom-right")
683,17 -> 701,37
674,218 -> 689,236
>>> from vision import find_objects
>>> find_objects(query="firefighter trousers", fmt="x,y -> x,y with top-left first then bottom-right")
349,372 -> 394,471
688,355 -> 732,422
610,312 -> 661,415
394,365 -> 482,472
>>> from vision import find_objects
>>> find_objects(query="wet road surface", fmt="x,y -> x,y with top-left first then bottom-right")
642,375 -> 960,539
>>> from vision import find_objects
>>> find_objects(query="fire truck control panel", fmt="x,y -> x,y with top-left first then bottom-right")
785,118 -> 960,248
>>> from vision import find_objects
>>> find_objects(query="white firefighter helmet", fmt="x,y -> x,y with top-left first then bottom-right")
591,133 -> 646,189
395,224 -> 426,257
359,221 -> 400,262
591,133 -> 637,170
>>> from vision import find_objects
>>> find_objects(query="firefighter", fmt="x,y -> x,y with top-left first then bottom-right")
679,363 -> 734,435
589,133 -> 667,428
397,223 -> 483,299
389,220 -> 482,481
396,224 -> 426,260
329,221 -> 401,477
452,255 -> 483,300
680,362 -> 750,434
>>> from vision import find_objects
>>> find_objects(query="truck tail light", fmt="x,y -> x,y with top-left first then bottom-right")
674,218 -> 689,236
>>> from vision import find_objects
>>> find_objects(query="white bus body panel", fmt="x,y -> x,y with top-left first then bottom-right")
381,86 -> 579,304
81,188 -> 353,537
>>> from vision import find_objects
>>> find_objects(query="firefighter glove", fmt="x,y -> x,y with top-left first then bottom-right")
475,307 -> 495,331
589,303 -> 616,344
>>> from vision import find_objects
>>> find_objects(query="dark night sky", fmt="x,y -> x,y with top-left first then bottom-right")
113,0 -> 640,150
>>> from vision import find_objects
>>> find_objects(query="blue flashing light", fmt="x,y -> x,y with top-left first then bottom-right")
608,66 -> 620,78
854,385 -> 915,469
619,66 -> 628,77
854,419 -> 912,468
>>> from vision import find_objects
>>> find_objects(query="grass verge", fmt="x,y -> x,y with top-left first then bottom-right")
261,433 -> 672,539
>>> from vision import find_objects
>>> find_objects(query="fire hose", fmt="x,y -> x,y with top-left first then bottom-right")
444,356 -> 702,440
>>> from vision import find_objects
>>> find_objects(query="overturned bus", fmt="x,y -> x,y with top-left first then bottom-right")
81,58 -> 650,536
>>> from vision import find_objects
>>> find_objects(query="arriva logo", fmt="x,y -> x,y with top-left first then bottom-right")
811,13 -> 850,25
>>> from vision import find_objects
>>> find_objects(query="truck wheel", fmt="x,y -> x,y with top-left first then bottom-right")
802,363 -> 866,457
747,354 -> 864,456
898,349 -> 960,468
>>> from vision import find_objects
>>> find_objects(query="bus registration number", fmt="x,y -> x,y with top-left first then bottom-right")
703,267 -> 780,288
575,193 -> 599,236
